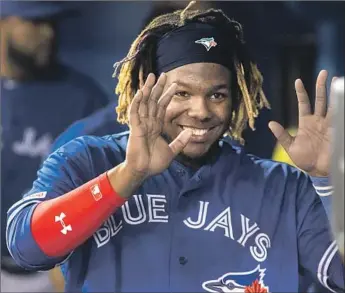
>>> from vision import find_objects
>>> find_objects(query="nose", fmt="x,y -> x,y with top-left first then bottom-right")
187,96 -> 212,121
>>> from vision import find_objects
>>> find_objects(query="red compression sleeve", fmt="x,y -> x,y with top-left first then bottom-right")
31,172 -> 127,257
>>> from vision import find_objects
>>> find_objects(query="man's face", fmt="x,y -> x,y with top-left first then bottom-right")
5,16 -> 55,72
163,63 -> 232,159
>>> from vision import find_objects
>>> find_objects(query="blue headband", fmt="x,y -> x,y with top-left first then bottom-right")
155,23 -> 234,75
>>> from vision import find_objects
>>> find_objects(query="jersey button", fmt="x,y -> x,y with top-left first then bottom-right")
179,256 -> 188,265
177,169 -> 185,177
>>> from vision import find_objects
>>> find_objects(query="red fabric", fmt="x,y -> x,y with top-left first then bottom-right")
31,172 -> 126,257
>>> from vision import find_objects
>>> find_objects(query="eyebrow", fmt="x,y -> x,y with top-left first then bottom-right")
175,80 -> 229,91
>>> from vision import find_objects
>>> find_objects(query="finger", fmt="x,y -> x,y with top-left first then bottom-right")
141,73 -> 156,97
326,76 -> 339,124
314,70 -> 328,117
295,79 -> 311,117
129,90 -> 143,127
139,73 -> 156,118
148,73 -> 167,117
268,121 -> 294,152
156,83 -> 177,121
169,129 -> 193,156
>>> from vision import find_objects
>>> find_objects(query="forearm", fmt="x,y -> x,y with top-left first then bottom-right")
7,205 -> 69,271
31,163 -> 141,258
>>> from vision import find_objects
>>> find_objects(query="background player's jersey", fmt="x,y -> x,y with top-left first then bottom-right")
50,102 -> 128,152
1,64 -> 108,259
6,132 -> 344,292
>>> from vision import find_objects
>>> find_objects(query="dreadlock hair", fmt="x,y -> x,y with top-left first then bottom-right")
113,1 -> 270,144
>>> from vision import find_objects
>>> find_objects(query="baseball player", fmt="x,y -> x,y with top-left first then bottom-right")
6,3 -> 344,292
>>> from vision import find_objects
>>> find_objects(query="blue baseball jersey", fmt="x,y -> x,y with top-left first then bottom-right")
1,64 -> 108,257
6,132 -> 344,292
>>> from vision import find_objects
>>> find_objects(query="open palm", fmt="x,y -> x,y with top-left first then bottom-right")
125,73 -> 192,179
269,70 -> 336,177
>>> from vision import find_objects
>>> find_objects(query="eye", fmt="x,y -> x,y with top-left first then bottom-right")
226,282 -> 235,290
210,92 -> 227,101
175,91 -> 190,98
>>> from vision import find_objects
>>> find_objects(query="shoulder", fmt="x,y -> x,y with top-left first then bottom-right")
249,153 -> 307,182
48,132 -> 129,179
62,103 -> 127,136
55,131 -> 129,159
222,146 -> 314,210
226,143 -> 310,191
51,104 -> 128,151
251,151 -> 308,186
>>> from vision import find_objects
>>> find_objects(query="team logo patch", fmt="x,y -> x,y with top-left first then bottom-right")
195,37 -> 218,51
90,184 -> 103,201
202,265 -> 269,292
25,191 -> 47,200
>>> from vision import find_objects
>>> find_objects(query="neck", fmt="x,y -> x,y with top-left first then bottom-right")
175,142 -> 221,170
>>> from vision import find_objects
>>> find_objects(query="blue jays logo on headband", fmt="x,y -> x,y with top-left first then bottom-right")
195,37 -> 217,51
202,265 -> 270,292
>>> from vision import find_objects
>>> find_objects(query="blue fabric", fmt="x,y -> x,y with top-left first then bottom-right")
1,1 -> 75,19
51,102 -> 128,152
310,176 -> 333,218
7,133 -> 344,292
1,63 -> 109,257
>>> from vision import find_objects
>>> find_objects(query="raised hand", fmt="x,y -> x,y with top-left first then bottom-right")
269,70 -> 337,177
125,73 -> 192,179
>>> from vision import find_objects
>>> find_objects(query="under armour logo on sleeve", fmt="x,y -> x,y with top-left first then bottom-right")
55,212 -> 72,235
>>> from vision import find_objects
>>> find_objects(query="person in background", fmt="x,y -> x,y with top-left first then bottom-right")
1,2 -> 108,291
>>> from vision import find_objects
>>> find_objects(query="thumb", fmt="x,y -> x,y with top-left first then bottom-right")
269,121 -> 294,152
169,129 -> 193,156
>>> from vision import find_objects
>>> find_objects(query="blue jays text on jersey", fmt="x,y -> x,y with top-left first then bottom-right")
6,132 -> 345,292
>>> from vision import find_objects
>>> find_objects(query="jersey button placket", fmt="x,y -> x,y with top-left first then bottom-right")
178,256 -> 188,265
169,178 -> 191,291
177,169 -> 186,177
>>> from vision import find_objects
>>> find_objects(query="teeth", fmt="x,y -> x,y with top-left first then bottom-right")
182,126 -> 209,136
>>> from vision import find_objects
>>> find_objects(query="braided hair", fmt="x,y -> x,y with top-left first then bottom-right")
113,1 -> 270,143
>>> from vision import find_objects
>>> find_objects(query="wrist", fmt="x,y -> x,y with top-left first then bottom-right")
107,162 -> 145,199
309,175 -> 332,187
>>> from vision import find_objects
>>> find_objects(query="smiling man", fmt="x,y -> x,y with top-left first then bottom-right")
159,62 -> 233,165
6,3 -> 344,292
